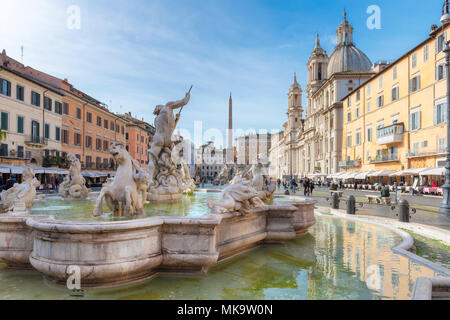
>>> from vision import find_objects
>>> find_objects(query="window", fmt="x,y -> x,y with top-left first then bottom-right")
87,112 -> 92,123
355,107 -> 360,118
62,129 -> 69,144
1,112 -> 8,131
97,116 -> 102,126
346,134 -> 351,147
356,90 -> 360,102
0,78 -> 11,97
44,124 -> 50,139
439,137 -> 446,153
54,101 -> 62,114
96,138 -> 102,150
104,119 -> 108,129
392,114 -> 399,124
86,156 -> 92,166
17,145 -> 24,158
413,142 -> 419,155
347,111 -> 351,122
86,136 -> 92,148
393,66 -> 397,80
347,97 -> 351,107
367,126 -> 372,142
31,91 -> 41,107
103,140 -> 109,151
63,103 -> 69,115
17,116 -> 24,134
16,85 -> 24,101
43,97 -> 52,111
76,107 -> 81,119
422,141 -> 428,148
410,75 -> 420,92
125,132 -> 129,140
436,32 -> 446,53
110,122 -> 114,131
356,131 -> 361,145
379,76 -> 383,89
367,83 -> 371,95
121,126 -> 124,135
367,100 -> 371,113
392,85 -> 399,101
412,52 -> 417,68
377,95 -> 384,108
55,127 -> 61,141
435,101 -> 447,125
0,144 -> 8,156
424,44 -> 429,62
410,109 -> 421,131
437,63 -> 447,81
74,132 -> 81,146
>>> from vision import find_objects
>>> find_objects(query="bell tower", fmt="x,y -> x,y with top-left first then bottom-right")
287,73 -> 303,131
306,34 -> 328,116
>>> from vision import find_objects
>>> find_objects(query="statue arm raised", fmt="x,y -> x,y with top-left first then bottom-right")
166,92 -> 190,110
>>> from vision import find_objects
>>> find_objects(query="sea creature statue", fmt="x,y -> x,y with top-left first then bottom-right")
147,89 -> 191,201
0,167 -> 40,213
93,143 -> 149,217
207,179 -> 265,214
229,165 -> 252,184
58,153 -> 90,199
248,154 -> 275,201
218,164 -> 235,185
179,161 -> 196,194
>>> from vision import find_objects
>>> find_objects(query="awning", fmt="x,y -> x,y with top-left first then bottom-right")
368,170 -> 397,177
419,167 -> 445,176
391,167 -> 431,177
354,171 -> 375,180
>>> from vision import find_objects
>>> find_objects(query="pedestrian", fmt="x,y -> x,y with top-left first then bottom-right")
277,178 -> 281,189
309,179 -> 314,196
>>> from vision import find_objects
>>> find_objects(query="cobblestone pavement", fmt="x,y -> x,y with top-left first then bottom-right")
276,186 -> 450,230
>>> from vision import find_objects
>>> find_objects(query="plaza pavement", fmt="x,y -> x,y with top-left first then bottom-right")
276,186 -> 450,230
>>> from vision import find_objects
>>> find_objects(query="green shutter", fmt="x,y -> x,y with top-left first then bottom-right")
55,127 -> 61,141
1,112 -> 8,131
17,116 -> 24,133
45,124 -> 50,139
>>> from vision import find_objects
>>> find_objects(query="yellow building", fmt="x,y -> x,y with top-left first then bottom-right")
341,22 -> 449,183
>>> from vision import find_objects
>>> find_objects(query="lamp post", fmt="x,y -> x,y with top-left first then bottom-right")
439,0 -> 450,216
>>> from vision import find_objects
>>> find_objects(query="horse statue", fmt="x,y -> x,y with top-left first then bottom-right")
93,143 -> 149,217
58,153 -> 90,199
0,167 -> 40,213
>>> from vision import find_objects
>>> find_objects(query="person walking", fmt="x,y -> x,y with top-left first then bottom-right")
277,178 -> 281,189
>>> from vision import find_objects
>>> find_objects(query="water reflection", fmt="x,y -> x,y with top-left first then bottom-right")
0,216 -> 439,299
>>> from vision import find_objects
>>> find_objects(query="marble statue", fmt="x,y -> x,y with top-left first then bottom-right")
229,165 -> 251,184
0,167 -> 40,213
58,153 -> 90,199
218,164 -> 236,185
93,143 -> 149,217
147,89 -> 191,201
207,179 -> 265,214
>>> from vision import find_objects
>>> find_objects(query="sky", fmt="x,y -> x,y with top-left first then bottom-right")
0,0 -> 445,147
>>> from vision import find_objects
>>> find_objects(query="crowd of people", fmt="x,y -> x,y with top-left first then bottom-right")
276,177 -> 316,196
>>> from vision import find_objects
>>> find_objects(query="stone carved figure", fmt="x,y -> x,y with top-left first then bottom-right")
58,153 -> 90,199
93,143 -> 149,217
147,90 -> 191,201
207,179 -> 265,214
229,165 -> 251,185
0,167 -> 40,213
218,164 -> 235,185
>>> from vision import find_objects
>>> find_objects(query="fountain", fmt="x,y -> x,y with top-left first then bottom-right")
0,167 -> 40,213
58,153 -> 90,200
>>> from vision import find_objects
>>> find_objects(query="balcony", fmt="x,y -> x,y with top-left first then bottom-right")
406,147 -> 446,158
370,154 -> 399,163
377,123 -> 404,145
25,135 -> 48,147
339,160 -> 361,168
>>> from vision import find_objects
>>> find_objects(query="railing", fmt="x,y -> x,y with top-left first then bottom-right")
339,160 -> 361,168
370,154 -> 399,163
25,135 -> 48,146
406,147 -> 446,158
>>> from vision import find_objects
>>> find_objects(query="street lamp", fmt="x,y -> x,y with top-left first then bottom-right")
439,0 -> 450,216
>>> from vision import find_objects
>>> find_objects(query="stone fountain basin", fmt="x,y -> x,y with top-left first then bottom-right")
1,199 -> 316,288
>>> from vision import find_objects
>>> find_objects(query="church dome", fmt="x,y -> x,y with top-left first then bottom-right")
327,11 -> 372,76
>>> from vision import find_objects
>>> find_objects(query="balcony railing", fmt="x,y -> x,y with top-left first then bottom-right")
25,135 -> 48,146
338,160 -> 361,168
370,154 -> 399,163
377,123 -> 404,145
406,147 -> 446,158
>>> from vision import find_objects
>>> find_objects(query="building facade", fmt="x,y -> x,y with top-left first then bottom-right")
236,132 -> 272,166
195,141 -> 225,179
341,22 -> 449,174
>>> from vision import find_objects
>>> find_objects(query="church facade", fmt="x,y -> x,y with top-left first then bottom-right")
271,12 -> 379,179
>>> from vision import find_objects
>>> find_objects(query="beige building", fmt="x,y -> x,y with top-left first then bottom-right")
0,62 -> 64,166
236,132 -> 272,166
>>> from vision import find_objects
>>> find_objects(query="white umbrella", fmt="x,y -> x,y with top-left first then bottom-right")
419,167 -> 445,176
368,170 -> 397,177
393,167 -> 431,177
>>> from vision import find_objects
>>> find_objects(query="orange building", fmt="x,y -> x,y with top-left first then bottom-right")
119,112 -> 155,167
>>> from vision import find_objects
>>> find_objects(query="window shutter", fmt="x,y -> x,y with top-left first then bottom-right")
436,37 -> 439,54
418,111 -> 421,129
418,75 -> 420,90
434,106 -> 437,125
6,81 -> 11,96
